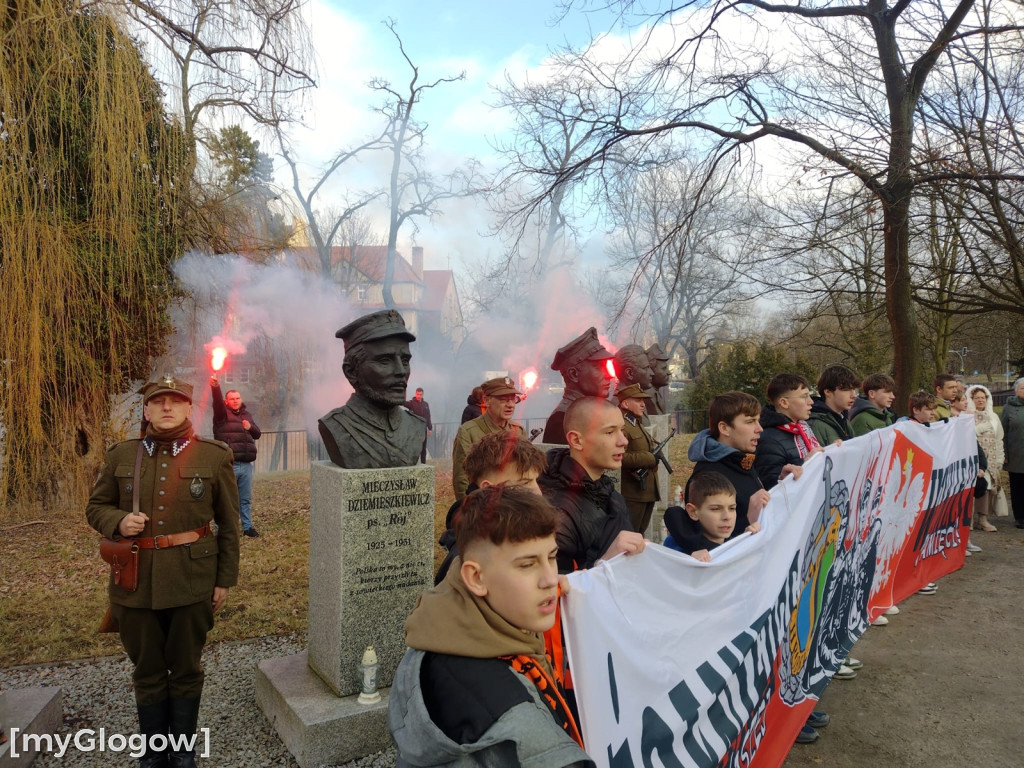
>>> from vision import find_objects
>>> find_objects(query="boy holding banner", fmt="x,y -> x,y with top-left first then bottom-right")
755,373 -> 823,490
388,487 -> 593,768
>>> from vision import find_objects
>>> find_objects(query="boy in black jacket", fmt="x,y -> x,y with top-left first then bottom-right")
754,373 -> 822,490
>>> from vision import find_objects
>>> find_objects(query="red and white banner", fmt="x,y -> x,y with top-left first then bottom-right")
562,417 -> 976,768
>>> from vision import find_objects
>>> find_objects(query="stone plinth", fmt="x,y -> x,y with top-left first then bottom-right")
256,653 -> 391,768
648,414 -> 672,542
0,687 -> 62,767
307,462 -> 434,697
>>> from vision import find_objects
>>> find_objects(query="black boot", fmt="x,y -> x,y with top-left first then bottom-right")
136,700 -> 170,768
167,698 -> 201,768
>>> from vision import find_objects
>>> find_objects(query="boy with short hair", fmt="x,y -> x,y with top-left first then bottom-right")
850,373 -> 897,436
539,397 -> 645,574
908,391 -> 939,424
435,432 -> 547,584
389,487 -> 592,768
671,392 -> 770,546
679,472 -> 760,562
754,373 -> 820,490
808,365 -> 859,445
933,374 -> 959,420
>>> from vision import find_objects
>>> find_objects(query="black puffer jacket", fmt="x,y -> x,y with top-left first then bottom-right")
211,383 -> 261,462
461,396 -> 483,425
539,448 -> 632,573
753,405 -> 804,490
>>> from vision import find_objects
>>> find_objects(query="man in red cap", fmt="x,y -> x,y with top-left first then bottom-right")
542,327 -> 614,444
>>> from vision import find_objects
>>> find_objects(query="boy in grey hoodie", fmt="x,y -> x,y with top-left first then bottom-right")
388,487 -> 592,768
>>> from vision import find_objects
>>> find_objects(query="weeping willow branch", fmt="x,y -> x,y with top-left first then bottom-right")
0,0 -> 188,513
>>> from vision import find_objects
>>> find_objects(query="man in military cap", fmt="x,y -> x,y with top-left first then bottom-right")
645,342 -> 671,415
318,309 -> 427,469
616,383 -> 661,533
86,375 -> 240,768
451,376 -> 526,499
542,327 -> 614,444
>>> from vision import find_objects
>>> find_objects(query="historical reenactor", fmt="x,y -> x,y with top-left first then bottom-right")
543,327 -> 614,444
86,375 -> 240,768
616,383 -> 661,533
451,377 -> 526,499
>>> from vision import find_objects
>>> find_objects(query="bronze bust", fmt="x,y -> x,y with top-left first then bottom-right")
542,327 -> 614,444
318,310 -> 427,468
645,342 -> 671,415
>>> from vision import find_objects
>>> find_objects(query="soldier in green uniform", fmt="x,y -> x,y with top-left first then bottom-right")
616,383 -> 661,534
451,377 -> 526,499
86,375 -> 240,768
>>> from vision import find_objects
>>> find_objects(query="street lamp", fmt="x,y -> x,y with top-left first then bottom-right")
948,346 -> 968,375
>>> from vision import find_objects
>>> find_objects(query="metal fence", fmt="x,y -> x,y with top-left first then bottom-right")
249,409 -> 708,472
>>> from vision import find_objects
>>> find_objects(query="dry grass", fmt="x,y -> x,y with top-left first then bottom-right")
0,435 -> 693,668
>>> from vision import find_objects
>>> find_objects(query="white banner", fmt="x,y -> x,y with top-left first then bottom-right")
562,417 -> 977,768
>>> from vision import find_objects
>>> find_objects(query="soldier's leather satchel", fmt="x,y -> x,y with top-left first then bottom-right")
98,440 -> 144,592
100,537 -> 140,592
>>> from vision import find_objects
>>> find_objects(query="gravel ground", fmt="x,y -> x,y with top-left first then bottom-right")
0,634 -> 396,768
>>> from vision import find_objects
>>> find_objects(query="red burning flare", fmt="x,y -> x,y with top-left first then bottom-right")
605,358 -> 617,379
521,368 -> 539,392
211,346 -> 228,372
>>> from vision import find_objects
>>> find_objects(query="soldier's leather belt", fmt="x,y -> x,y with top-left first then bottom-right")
134,523 -> 212,549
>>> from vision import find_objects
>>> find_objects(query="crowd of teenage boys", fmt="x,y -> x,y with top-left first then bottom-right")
387,366 -> 1010,768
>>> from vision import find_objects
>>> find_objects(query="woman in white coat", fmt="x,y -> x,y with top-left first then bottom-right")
966,384 -> 1004,531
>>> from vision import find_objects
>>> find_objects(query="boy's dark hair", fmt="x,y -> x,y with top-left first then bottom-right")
688,471 -> 737,508
454,486 -> 557,556
862,372 -> 895,396
766,373 -> 809,404
463,432 -> 547,484
817,365 -> 860,393
909,390 -> 938,412
932,373 -> 957,390
709,391 -> 761,439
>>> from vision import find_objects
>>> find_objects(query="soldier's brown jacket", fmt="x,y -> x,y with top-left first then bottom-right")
619,412 -> 661,503
86,435 -> 241,610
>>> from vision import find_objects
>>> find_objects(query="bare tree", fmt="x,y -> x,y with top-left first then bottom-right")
490,73 -> 610,273
373,20 -> 479,309
116,0 -> 315,148
605,159 -> 751,378
520,0 -> 1024,408
275,123 -> 385,281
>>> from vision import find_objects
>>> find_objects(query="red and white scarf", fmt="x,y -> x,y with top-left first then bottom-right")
776,420 -> 820,458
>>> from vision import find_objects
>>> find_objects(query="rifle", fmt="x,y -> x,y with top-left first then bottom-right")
652,429 -> 675,475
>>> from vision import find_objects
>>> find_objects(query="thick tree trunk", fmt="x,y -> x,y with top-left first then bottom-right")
882,192 -> 921,414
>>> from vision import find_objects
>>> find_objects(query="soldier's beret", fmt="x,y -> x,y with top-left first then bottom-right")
335,310 -> 416,351
138,374 -> 193,404
481,376 -> 522,397
550,327 -> 613,372
615,383 -> 652,401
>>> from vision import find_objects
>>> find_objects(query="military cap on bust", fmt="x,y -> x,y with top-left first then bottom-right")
615,383 -> 652,401
481,376 -> 522,398
138,374 -> 194,404
646,342 -> 670,361
550,327 -> 613,372
335,309 -> 416,351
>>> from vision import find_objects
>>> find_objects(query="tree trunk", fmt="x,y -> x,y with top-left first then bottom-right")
882,192 -> 921,414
